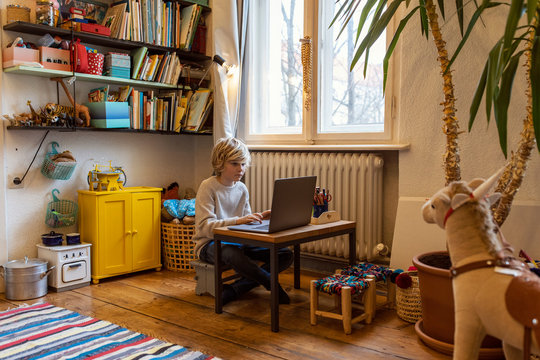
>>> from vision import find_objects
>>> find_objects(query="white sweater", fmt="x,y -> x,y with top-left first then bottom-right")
193,176 -> 251,256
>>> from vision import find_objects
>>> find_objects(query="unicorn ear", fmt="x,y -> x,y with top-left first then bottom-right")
451,193 -> 470,210
486,193 -> 502,205
468,178 -> 484,190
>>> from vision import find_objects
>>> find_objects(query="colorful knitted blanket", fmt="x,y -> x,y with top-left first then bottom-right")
339,263 -> 393,281
314,274 -> 370,295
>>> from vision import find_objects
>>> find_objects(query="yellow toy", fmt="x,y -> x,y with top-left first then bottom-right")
88,161 -> 126,192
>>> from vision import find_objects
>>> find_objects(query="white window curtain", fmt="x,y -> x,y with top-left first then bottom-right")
211,0 -> 248,142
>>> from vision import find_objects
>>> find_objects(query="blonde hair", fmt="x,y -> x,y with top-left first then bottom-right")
211,138 -> 251,176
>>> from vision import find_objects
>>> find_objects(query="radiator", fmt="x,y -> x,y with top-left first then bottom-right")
245,152 -> 384,261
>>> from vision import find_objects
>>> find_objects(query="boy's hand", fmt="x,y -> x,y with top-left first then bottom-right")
236,210 -> 270,224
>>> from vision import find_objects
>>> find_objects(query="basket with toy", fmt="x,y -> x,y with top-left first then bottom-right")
45,189 -> 78,228
161,186 -> 197,271
395,270 -> 422,323
41,141 -> 77,180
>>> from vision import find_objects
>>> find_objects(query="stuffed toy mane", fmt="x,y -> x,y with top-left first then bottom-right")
422,168 -> 540,360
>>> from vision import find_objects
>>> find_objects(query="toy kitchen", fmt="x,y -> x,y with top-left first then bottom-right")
37,232 -> 91,292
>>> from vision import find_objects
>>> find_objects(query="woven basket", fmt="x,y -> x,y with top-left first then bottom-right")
161,222 -> 196,272
396,271 -> 422,323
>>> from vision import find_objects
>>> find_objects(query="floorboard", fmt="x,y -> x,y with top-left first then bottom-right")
0,268 -> 450,359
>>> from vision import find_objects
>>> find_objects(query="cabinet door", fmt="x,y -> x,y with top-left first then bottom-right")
97,193 -> 132,276
131,191 -> 161,270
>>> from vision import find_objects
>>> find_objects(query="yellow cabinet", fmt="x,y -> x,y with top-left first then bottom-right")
78,187 -> 162,283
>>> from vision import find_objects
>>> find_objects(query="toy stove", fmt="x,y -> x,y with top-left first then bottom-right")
36,242 -> 91,291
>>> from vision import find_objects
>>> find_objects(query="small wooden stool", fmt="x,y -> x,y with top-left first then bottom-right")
339,263 -> 396,309
310,274 -> 376,334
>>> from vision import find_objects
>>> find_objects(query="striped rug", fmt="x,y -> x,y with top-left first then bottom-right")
0,302 -> 219,360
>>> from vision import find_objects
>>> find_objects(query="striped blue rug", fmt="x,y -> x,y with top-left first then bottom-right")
0,303 -> 219,360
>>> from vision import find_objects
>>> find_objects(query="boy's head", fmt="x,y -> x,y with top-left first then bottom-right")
211,137 -> 251,176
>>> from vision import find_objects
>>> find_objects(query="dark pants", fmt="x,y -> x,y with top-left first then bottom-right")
200,241 -> 293,297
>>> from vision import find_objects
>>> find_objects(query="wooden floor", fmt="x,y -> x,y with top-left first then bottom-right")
0,268 -> 450,360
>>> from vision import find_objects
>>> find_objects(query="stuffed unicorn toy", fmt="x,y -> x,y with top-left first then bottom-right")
422,168 -> 540,360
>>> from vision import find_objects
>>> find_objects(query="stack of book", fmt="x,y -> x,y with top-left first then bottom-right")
128,89 -> 186,132
131,47 -> 183,85
101,1 -> 204,50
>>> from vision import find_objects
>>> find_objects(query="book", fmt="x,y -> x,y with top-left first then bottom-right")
131,46 -> 148,79
185,89 -> 211,129
179,4 -> 197,49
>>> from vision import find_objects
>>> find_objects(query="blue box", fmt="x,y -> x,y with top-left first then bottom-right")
91,118 -> 130,128
85,102 -> 129,119
105,53 -> 130,68
104,67 -> 130,79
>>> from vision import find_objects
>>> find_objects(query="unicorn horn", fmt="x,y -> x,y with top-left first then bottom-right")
471,166 -> 505,200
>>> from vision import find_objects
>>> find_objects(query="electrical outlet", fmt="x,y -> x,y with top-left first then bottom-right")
8,175 -> 24,189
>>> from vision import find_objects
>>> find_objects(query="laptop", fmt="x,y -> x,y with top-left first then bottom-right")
228,176 -> 317,233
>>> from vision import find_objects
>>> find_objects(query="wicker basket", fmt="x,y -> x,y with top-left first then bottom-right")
41,142 -> 77,180
161,222 -> 196,272
396,271 -> 422,323
45,189 -> 78,228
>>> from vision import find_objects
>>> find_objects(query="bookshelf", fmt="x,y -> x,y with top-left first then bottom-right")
2,1 -> 212,135
3,22 -> 211,62
4,65 -> 180,89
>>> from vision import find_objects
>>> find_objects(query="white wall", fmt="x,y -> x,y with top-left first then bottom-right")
390,7 -> 540,269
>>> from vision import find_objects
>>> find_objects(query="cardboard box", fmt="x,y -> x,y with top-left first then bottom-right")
86,102 -> 129,119
39,47 -> 70,71
2,46 -> 39,68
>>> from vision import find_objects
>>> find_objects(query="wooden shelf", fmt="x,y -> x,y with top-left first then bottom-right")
2,65 -> 192,89
3,22 -> 210,62
6,125 -> 212,135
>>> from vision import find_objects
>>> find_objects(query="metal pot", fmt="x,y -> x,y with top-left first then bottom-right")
0,257 -> 55,300
41,231 -> 63,246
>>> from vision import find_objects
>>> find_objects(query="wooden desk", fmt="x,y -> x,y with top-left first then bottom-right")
213,220 -> 356,332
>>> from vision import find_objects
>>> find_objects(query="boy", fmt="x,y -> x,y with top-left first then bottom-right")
194,137 -> 293,305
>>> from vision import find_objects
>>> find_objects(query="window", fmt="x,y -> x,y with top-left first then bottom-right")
245,1 -> 395,144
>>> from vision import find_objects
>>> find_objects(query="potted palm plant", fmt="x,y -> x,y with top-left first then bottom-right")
334,0 -> 538,356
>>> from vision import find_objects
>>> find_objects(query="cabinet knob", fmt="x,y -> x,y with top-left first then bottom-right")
132,229 -> 138,234
126,231 -> 132,235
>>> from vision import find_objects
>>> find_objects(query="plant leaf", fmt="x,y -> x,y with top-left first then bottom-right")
446,2 -> 503,73
330,0 -> 355,29
437,0 -> 445,19
531,35 -> 540,152
337,0 -> 362,40
350,0 -> 404,70
502,0 -> 525,62
383,6 -> 421,91
356,0 -> 381,43
469,59 -> 489,131
456,0 -> 464,36
485,40 -> 504,124
419,0 -> 429,39
526,0 -> 537,23
493,52 -> 520,157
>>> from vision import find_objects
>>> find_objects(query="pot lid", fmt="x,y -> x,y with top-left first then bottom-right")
41,231 -> 63,238
3,256 -> 47,269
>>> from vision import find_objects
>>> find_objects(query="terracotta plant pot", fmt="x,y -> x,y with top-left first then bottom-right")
412,251 -> 504,359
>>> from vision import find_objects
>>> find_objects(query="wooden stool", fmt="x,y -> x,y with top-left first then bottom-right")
339,263 -> 396,309
310,274 -> 376,334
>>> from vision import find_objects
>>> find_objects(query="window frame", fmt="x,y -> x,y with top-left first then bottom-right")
244,0 -> 400,146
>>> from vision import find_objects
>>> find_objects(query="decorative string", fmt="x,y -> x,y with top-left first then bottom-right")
300,36 -> 312,111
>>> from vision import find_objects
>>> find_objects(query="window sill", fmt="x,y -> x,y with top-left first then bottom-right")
247,143 -> 410,151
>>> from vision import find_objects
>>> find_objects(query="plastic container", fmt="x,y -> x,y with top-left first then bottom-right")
36,0 -> 54,26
